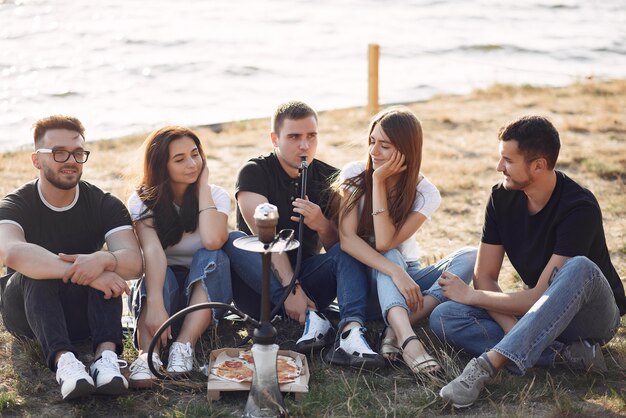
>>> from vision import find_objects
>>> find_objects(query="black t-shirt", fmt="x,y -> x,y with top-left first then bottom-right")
0,180 -> 132,271
235,152 -> 338,264
482,171 -> 626,315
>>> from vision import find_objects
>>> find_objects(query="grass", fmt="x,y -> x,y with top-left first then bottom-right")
0,78 -> 625,416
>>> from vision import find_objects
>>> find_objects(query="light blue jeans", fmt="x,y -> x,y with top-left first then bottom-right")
130,248 -> 233,340
429,256 -> 621,375
367,247 -> 477,323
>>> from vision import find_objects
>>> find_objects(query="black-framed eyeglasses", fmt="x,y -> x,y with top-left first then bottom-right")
36,148 -> 91,163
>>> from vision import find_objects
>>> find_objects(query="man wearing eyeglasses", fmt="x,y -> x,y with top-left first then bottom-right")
0,115 -> 143,400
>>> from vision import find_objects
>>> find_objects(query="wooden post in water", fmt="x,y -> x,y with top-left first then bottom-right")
367,43 -> 380,115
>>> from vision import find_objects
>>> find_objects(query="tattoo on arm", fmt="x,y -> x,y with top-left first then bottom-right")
548,266 -> 559,285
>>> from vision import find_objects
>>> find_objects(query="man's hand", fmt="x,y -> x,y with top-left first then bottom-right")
390,266 -> 423,312
88,272 -> 130,299
144,302 -> 172,348
291,196 -> 327,232
283,287 -> 316,324
60,252 -> 109,285
439,271 -> 474,304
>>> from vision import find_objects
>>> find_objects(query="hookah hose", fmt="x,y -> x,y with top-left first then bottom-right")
267,156 -> 308,320
145,158 -> 310,378
146,302 -> 260,379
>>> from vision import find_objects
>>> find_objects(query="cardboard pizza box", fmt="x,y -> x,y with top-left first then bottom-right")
207,347 -> 310,401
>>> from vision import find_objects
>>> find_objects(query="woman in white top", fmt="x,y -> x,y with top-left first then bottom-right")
336,107 -> 476,374
127,126 -> 232,387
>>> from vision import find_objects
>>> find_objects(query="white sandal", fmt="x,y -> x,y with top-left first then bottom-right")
401,336 -> 441,375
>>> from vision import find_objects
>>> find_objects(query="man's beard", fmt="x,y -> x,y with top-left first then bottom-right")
43,165 -> 82,190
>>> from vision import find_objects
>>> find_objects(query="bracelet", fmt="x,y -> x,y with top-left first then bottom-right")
199,205 -> 217,213
372,208 -> 386,216
108,251 -> 119,272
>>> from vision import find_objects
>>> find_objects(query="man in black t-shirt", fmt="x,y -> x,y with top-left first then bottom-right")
0,115 -> 143,401
430,116 -> 625,408
224,101 -> 384,370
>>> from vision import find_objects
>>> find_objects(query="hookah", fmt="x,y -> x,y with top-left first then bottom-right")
145,156 -> 310,418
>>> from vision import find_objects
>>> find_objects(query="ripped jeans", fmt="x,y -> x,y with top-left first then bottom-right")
130,248 -> 232,345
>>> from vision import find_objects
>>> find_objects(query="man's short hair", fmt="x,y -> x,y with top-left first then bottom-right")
32,115 -> 85,148
498,115 -> 560,169
271,101 -> 318,135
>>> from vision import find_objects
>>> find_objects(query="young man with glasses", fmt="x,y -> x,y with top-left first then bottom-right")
0,115 -> 143,400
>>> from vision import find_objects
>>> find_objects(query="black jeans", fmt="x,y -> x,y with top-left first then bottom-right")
0,272 -> 123,370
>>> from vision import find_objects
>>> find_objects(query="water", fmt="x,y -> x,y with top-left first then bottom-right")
1,0 -> 624,150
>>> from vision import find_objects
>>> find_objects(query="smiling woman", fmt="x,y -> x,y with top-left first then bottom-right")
125,126 -> 234,388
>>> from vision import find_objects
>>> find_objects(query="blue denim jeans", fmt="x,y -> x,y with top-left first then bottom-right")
333,246 -> 477,337
130,247 -> 233,334
224,231 -> 342,320
429,256 -> 621,375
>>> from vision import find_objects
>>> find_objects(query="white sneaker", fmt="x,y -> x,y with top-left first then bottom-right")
89,350 -> 129,395
56,352 -> 95,400
167,342 -> 194,375
325,327 -> 385,370
129,352 -> 163,389
295,310 -> 335,353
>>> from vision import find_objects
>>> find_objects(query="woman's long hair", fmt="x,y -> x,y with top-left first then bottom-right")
136,126 -> 206,249
338,106 -> 423,244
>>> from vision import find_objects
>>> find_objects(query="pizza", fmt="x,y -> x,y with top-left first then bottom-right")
212,359 -> 254,383
211,351 -> 302,384
239,350 -> 254,364
276,356 -> 301,383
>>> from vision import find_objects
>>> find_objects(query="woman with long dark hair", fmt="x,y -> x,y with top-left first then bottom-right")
336,107 -> 475,374
127,126 -> 232,387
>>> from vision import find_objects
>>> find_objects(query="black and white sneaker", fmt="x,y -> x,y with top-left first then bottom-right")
295,310 -> 335,353
325,327 -> 385,370
56,352 -> 96,401
89,350 -> 129,395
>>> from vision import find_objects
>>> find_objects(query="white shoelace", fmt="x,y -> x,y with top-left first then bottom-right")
169,343 -> 193,368
130,355 -> 161,373
58,355 -> 88,380
97,352 -> 127,373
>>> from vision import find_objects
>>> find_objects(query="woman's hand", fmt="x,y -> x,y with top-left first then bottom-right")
198,162 -> 210,189
390,265 -> 423,312
372,151 -> 406,183
144,301 -> 172,348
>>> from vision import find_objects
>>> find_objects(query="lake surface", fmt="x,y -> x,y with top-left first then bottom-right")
1,0 -> 624,150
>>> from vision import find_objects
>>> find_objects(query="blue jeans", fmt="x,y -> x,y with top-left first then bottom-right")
334,246 -> 476,331
429,256 -> 621,375
225,231 -> 362,321
130,248 -> 232,335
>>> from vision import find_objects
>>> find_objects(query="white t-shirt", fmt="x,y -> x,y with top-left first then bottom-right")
127,185 -> 231,267
340,160 -> 441,262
